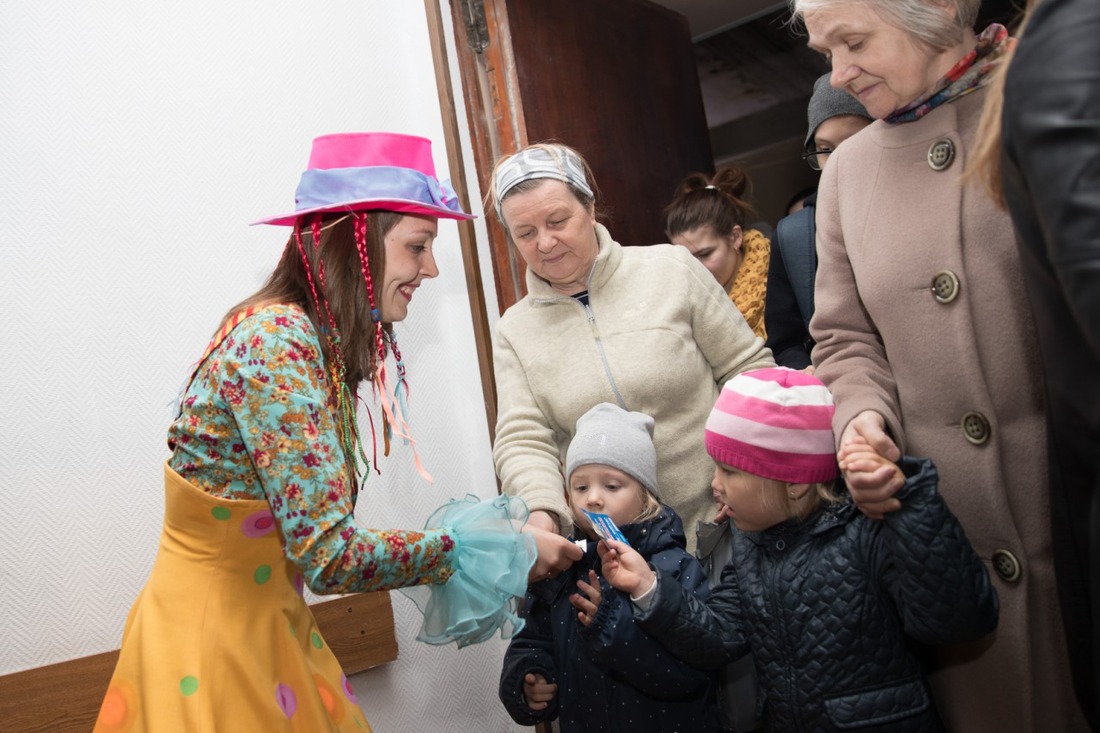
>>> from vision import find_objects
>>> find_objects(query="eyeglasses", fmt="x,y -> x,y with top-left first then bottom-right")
802,148 -> 835,171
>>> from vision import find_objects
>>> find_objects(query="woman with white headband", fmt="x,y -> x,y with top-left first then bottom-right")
486,142 -> 774,579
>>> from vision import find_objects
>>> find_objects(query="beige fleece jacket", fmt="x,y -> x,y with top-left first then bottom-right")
492,224 -> 773,553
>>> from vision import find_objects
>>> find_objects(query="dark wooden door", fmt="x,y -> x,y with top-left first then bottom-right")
450,0 -> 713,311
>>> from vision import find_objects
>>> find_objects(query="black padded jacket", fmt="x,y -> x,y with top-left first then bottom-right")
634,458 -> 998,732
499,508 -> 720,732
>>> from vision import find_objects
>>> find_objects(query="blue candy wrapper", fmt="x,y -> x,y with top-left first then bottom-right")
581,510 -> 630,547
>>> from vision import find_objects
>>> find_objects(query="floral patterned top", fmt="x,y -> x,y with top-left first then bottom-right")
167,304 -> 455,595
730,228 -> 771,340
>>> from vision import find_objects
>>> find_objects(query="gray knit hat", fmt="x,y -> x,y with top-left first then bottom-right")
566,403 -> 660,499
804,73 -> 873,152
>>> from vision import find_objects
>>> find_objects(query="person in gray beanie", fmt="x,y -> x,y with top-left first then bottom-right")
500,402 -> 720,732
803,73 -> 875,168
764,73 -> 872,370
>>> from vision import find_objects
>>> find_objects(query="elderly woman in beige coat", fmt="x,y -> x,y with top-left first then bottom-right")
487,143 -> 773,579
793,0 -> 1087,730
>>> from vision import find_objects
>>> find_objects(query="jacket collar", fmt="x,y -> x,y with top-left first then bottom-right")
745,479 -> 855,547
524,223 -> 623,302
696,518 -> 731,557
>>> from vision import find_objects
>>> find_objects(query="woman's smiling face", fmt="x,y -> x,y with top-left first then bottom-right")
380,214 -> 439,323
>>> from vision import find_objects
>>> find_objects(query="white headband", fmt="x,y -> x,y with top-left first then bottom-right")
492,146 -> 594,217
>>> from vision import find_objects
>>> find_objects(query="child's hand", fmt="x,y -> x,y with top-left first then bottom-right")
597,539 -> 656,598
523,672 -> 556,711
569,569 -> 602,627
839,411 -> 901,462
838,434 -> 905,519
711,485 -> 735,523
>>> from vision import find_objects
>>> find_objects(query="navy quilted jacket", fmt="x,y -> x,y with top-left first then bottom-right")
499,508 -> 721,732
636,457 -> 998,732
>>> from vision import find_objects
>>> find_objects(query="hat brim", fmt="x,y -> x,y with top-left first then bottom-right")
251,198 -> 475,226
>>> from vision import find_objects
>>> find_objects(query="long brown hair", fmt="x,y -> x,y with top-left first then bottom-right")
664,167 -> 758,239
220,210 -> 402,387
968,4 -> 1038,206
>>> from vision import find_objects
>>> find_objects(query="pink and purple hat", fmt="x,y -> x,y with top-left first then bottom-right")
252,132 -> 474,226
705,367 -> 839,484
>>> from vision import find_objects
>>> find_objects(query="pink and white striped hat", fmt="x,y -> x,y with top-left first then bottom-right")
705,367 -> 839,484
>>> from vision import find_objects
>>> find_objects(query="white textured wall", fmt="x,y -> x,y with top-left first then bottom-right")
0,1 -> 520,730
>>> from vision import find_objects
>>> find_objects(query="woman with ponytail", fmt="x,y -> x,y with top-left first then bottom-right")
94,133 -> 537,733
664,167 -> 770,340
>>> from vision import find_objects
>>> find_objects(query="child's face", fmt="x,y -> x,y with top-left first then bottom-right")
711,462 -> 790,532
569,464 -> 647,538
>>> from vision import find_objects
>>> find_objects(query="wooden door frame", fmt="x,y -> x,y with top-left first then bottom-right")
444,0 -> 530,314
424,0 -> 504,439
431,9 -> 550,732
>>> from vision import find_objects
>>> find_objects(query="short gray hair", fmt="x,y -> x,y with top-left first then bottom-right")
789,0 -> 979,51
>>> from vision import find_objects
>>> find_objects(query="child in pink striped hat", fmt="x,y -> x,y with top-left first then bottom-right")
599,367 -> 999,732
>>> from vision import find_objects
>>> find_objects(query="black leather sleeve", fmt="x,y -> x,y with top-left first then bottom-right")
1002,0 -> 1100,355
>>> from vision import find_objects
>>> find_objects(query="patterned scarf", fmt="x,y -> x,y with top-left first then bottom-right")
886,23 -> 1009,124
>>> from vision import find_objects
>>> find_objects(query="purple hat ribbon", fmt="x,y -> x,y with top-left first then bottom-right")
294,165 -> 462,214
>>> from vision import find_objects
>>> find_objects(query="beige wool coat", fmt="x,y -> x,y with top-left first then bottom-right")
492,224 -> 773,554
811,87 -> 1086,731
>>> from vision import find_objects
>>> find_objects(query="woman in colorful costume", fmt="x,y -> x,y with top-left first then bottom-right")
94,132 -> 536,732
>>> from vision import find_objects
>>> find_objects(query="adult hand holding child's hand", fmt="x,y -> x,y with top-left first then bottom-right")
838,425 -> 905,520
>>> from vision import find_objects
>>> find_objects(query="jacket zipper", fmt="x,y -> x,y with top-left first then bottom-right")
767,546 -> 804,732
582,301 -> 627,409
529,239 -> 625,409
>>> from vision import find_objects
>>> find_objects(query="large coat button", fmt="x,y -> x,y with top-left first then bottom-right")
961,412 -> 991,445
992,549 -> 1022,583
928,139 -> 956,170
932,271 -> 960,303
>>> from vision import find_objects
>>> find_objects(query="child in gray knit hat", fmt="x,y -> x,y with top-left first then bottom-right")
499,402 -> 721,732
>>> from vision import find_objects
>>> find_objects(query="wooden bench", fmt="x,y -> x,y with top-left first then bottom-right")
0,592 -> 397,733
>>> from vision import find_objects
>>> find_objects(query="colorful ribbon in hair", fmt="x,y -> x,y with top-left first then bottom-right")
353,213 -> 434,485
